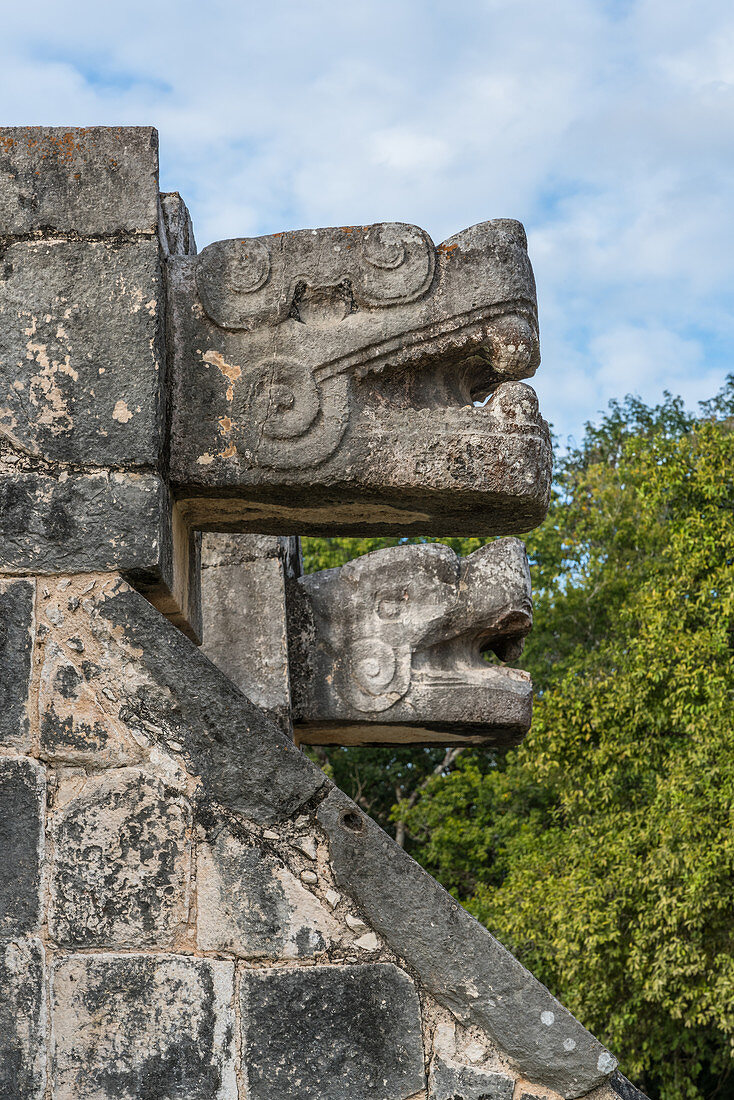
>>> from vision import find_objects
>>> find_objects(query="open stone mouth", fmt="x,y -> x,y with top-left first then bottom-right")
340,311 -> 543,425
411,610 -> 533,687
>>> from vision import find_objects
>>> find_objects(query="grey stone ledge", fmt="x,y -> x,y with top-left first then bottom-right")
317,788 -> 617,1099
609,1071 -> 652,1100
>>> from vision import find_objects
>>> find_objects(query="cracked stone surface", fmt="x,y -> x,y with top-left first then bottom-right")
39,640 -> 145,767
429,1060 -> 515,1100
93,579 -> 327,823
0,469 -> 171,578
200,533 -> 294,731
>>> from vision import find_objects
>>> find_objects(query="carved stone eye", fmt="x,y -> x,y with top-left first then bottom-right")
225,238 -> 270,294
362,226 -> 407,270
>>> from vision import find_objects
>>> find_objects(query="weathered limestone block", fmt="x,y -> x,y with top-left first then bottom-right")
0,126 -> 200,640
317,789 -> 617,1099
0,578 -> 35,751
51,953 -> 237,1100
0,126 -> 159,236
39,639 -> 146,767
0,758 -> 44,936
169,220 -> 552,536
291,538 -> 533,745
0,238 -> 163,467
0,937 -> 46,1100
427,1011 -> 516,1100
49,768 -> 192,948
239,963 -> 426,1100
197,826 -> 339,957
201,533 -> 298,730
93,578 -> 327,822
0,469 -> 172,578
430,1061 -> 514,1100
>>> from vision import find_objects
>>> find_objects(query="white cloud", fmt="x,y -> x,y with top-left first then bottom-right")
1,0 -> 732,438
370,129 -> 451,173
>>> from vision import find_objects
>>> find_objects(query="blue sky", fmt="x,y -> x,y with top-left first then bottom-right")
3,0 -> 733,442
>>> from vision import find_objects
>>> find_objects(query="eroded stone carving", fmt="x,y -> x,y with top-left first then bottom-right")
289,538 -> 532,745
195,224 -> 436,327
169,219 -> 551,535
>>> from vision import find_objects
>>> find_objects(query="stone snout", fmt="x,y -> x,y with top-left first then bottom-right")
290,538 -> 533,746
168,219 -> 552,536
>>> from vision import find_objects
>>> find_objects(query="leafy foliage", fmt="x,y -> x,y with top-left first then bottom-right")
302,379 -> 734,1099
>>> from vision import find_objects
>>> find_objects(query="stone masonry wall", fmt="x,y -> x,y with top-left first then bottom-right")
0,569 -> 627,1100
0,126 -> 643,1100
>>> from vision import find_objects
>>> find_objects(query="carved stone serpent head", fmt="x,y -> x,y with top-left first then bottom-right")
167,220 -> 551,537
291,537 -> 533,746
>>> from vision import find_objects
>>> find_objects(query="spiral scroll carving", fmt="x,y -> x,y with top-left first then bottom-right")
343,638 -> 411,713
361,225 -> 407,270
250,360 -> 320,441
358,223 -> 435,305
195,223 -> 435,330
196,238 -> 271,330
242,359 -> 349,470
